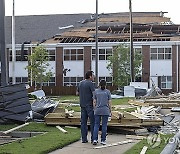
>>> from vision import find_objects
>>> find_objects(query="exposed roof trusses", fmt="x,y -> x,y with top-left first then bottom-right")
43,12 -> 180,44
46,24 -> 180,43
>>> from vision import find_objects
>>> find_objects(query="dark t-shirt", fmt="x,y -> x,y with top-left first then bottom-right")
78,79 -> 95,107
93,88 -> 111,115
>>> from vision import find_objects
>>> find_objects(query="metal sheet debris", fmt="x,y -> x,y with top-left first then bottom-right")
0,84 -> 31,124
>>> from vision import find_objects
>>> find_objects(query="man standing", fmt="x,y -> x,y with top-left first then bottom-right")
77,70 -> 95,143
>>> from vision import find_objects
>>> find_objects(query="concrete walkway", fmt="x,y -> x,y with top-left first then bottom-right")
49,133 -> 139,154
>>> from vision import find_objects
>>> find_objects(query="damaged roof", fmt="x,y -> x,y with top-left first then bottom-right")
5,12 -> 175,44
43,12 -> 180,44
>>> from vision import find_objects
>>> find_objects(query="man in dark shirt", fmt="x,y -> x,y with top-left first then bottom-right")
77,70 -> 95,143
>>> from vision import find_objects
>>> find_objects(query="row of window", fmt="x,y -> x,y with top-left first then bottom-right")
9,77 -> 56,86
9,49 -> 56,61
63,76 -> 113,86
150,48 -> 172,60
64,48 -> 142,61
8,76 -> 172,89
9,47 -> 172,62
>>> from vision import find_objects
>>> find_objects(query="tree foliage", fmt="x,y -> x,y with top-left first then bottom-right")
107,44 -> 142,88
25,46 -> 53,89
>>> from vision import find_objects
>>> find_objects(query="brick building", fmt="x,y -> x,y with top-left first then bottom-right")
4,12 -> 180,95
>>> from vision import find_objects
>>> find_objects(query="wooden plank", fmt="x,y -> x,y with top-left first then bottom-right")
65,126 -> 78,129
56,126 -> 68,133
3,123 -> 29,135
140,146 -> 148,154
126,135 -> 146,140
94,140 -> 133,149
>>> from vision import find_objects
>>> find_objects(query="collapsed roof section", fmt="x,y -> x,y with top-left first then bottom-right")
44,12 -> 180,44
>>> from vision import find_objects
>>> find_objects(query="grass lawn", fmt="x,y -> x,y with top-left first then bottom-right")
0,122 -> 80,154
125,134 -> 173,154
58,95 -> 134,112
0,96 -> 135,153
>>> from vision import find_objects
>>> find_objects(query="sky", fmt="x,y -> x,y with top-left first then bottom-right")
5,0 -> 180,24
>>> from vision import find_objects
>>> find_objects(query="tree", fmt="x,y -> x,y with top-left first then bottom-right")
107,44 -> 142,88
25,45 -> 53,89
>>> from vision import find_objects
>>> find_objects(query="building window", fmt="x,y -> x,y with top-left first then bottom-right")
134,48 -> 142,54
9,49 -> 29,61
99,76 -> 113,86
161,76 -> 172,89
47,49 -> 56,61
42,77 -> 56,86
9,77 -> 28,84
150,48 -> 172,60
92,48 -> 112,61
64,49 -> 83,61
63,77 -> 83,86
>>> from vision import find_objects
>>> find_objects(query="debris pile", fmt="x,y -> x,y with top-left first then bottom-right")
0,84 -> 31,124
30,90 -> 58,121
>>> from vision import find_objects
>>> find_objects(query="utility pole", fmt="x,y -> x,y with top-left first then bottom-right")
0,0 -> 8,86
12,0 -> 16,84
129,0 -> 134,82
95,0 -> 98,87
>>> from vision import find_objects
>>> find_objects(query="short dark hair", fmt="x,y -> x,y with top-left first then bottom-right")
85,70 -> 93,79
100,79 -> 106,90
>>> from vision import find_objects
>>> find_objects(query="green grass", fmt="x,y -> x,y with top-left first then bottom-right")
111,97 -> 134,105
0,122 -> 80,154
124,134 -> 173,154
59,95 -> 79,101
57,96 -> 134,112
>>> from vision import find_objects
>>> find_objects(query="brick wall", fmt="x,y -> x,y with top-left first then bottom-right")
142,45 -> 150,86
84,46 -> 92,77
56,47 -> 63,86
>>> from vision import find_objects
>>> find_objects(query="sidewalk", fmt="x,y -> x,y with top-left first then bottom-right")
49,133 -> 139,154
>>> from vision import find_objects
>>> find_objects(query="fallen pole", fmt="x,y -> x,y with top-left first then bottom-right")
160,131 -> 180,154
3,123 -> 29,134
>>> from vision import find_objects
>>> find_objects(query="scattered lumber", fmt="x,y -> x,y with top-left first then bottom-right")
126,135 -> 146,140
45,110 -> 163,127
140,146 -> 148,154
56,126 -> 68,133
94,140 -> 133,149
2,123 -> 29,135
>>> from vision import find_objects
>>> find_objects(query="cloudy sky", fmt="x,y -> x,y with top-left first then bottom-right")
5,0 -> 180,24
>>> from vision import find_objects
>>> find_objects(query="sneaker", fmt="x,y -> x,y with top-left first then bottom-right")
93,140 -> 97,145
101,141 -> 106,145
82,140 -> 88,143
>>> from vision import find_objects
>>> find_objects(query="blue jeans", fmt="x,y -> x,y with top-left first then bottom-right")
93,115 -> 109,142
81,106 -> 95,142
